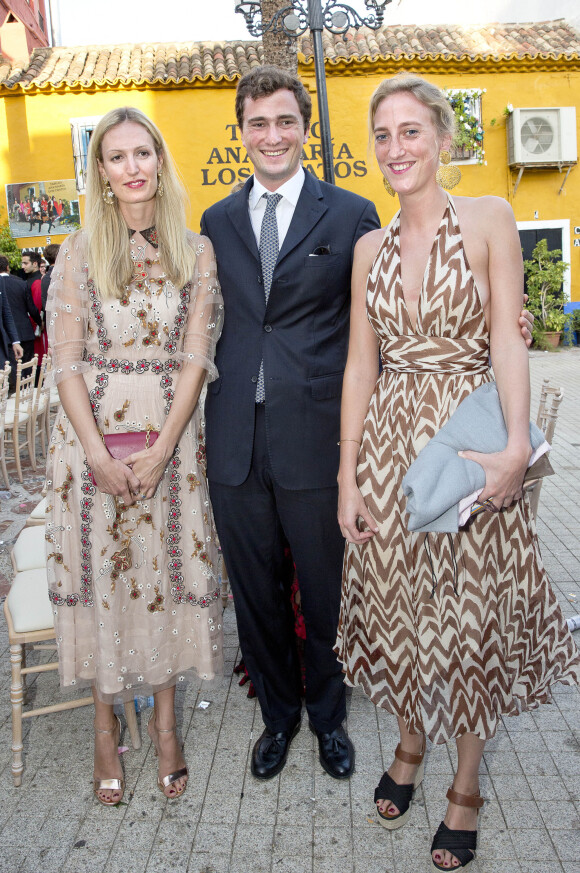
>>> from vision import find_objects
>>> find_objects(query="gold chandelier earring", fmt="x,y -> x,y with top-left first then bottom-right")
383,177 -> 395,197
435,150 -> 461,190
157,172 -> 164,198
102,179 -> 115,205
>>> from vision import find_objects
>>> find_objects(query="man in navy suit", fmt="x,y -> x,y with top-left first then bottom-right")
0,256 -> 41,384
0,257 -> 24,376
201,66 -> 380,780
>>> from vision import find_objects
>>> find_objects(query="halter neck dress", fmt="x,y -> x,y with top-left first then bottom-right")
335,196 -> 580,743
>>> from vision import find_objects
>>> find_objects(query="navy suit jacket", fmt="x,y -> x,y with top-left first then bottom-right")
0,273 -> 41,343
201,171 -> 380,490
0,277 -> 21,367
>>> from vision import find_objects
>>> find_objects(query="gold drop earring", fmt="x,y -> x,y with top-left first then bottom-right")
157,171 -> 164,198
435,150 -> 461,190
383,177 -> 395,197
102,179 -> 115,205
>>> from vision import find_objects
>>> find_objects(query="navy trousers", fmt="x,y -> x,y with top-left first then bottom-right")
209,405 -> 346,734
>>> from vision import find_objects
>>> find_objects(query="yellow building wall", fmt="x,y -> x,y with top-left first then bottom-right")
1,59 -> 579,298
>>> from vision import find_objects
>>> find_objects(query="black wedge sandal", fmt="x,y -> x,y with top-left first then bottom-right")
430,787 -> 484,872
374,742 -> 425,830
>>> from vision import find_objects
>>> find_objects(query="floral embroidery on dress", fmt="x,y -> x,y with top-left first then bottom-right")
191,532 -> 213,568
113,400 -> 130,422
186,472 -> 200,492
47,552 -> 70,573
147,586 -> 165,613
195,428 -> 207,474
55,466 -> 73,511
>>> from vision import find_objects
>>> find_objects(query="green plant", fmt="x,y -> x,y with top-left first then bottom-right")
569,309 -> 580,332
444,89 -> 484,163
544,310 -> 569,332
0,207 -> 21,270
523,239 -> 570,346
563,308 -> 580,346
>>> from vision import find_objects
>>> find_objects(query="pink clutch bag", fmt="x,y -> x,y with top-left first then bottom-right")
89,430 -> 158,486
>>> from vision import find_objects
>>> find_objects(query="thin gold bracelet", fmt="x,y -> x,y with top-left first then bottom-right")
337,438 -> 361,445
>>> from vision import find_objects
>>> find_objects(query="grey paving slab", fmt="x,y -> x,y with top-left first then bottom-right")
228,852 -> 273,873
187,854 -> 233,873
539,800 -> 580,830
0,847 -> 28,872
146,849 -> 191,873
0,349 -> 578,873
476,864 -> 524,873
312,853 -> 352,873
107,850 -> 152,873
19,846 -> 70,873
522,865 -> 566,873
551,830 -> 580,863
62,847 -> 112,873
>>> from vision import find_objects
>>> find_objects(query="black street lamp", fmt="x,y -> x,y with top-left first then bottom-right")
235,1 -> 392,184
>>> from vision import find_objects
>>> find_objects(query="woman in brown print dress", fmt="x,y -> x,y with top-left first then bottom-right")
335,75 -> 580,871
46,107 -> 224,805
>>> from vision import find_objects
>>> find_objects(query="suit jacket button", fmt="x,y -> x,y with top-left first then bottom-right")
251,375 -> 258,383
264,324 -> 272,332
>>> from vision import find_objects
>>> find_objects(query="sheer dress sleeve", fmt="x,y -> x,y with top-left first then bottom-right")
175,232 -> 224,382
46,232 -> 91,386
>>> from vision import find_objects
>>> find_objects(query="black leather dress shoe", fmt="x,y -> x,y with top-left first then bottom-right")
310,723 -> 355,780
251,721 -> 301,779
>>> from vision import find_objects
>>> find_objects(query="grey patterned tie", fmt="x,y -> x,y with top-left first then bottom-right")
255,192 -> 282,403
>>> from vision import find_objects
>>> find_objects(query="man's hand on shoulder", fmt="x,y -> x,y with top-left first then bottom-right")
520,295 -> 534,348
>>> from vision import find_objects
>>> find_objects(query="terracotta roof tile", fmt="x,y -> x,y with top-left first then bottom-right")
0,20 -> 578,90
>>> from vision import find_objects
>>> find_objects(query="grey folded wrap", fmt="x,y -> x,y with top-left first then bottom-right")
401,382 -> 549,533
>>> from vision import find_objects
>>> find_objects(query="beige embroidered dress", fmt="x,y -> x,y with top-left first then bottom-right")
335,197 -> 580,743
46,229 -> 224,703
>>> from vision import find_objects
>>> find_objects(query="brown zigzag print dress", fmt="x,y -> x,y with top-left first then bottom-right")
335,196 -> 580,744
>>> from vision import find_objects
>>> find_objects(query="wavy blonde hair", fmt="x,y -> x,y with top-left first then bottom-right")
368,73 -> 455,143
85,107 -> 196,298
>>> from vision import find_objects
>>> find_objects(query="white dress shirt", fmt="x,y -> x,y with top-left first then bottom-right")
248,166 -> 305,249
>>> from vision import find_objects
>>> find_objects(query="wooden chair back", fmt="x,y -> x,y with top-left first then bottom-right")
29,354 -> 50,464
12,356 -> 37,413
0,375 -> 11,488
4,356 -> 38,482
527,379 -> 564,519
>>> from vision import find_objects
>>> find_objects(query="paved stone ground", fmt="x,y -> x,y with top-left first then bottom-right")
0,349 -> 578,873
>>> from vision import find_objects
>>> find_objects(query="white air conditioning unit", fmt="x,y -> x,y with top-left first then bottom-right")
507,107 -> 577,166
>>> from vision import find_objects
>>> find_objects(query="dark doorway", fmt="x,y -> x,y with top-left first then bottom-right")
519,227 -> 564,296
519,227 -> 563,262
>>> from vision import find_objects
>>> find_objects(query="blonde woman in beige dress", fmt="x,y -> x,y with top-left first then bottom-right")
336,75 -> 580,871
46,108 -> 224,805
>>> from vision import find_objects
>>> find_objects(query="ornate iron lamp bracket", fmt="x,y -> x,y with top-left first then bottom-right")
235,1 -> 390,37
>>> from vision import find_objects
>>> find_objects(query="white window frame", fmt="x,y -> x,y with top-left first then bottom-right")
445,89 -> 484,165
517,219 -> 571,300
70,116 -> 102,194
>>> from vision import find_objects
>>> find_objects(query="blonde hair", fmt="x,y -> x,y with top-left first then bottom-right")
368,73 -> 455,142
84,107 -> 196,298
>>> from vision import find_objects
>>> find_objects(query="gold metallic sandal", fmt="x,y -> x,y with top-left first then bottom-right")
148,714 -> 188,799
93,715 -> 125,807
